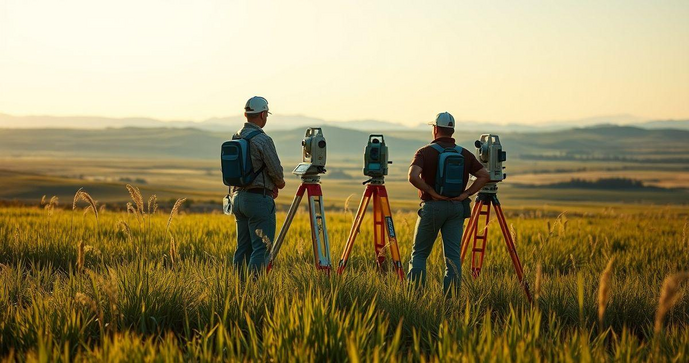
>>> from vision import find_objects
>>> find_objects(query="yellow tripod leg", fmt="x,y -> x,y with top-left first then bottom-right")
378,186 -> 404,281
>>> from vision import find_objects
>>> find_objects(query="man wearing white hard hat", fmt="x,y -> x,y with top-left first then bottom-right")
407,112 -> 490,295
231,96 -> 285,274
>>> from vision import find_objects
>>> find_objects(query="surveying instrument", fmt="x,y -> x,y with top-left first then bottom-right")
267,127 -> 332,272
461,134 -> 533,302
337,135 -> 405,280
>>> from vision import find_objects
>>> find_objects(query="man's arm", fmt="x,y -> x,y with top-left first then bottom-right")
408,165 -> 448,201
451,168 -> 490,201
259,137 -> 286,189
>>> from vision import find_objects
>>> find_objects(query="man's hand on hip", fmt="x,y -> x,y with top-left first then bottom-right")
428,189 -> 449,201
450,192 -> 469,202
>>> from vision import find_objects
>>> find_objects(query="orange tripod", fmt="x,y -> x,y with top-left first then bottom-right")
337,180 -> 404,280
267,176 -> 331,272
461,192 -> 533,303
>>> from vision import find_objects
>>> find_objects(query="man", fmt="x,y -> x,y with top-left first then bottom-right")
407,112 -> 491,295
231,96 -> 286,273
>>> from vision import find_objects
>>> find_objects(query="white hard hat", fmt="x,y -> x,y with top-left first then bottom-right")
244,96 -> 271,114
427,112 -> 455,129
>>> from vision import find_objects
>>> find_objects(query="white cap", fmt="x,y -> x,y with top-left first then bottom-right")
427,112 -> 455,129
244,96 -> 271,114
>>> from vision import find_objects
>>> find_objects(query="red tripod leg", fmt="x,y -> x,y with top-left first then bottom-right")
372,187 -> 387,270
461,200 -> 483,262
337,186 -> 373,274
470,202 -> 491,278
267,184 -> 306,272
377,185 -> 404,281
493,203 -> 533,303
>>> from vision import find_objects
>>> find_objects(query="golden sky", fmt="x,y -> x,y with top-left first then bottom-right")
0,0 -> 687,125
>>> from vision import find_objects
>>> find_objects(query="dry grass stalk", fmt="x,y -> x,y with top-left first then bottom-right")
255,229 -> 273,252
125,184 -> 145,215
76,190 -> 99,224
597,257 -> 615,327
569,254 -> 577,271
75,292 -> 97,315
77,240 -> 85,272
169,234 -> 177,268
72,188 -> 83,211
40,195 -> 46,206
83,205 -> 94,217
117,220 -> 132,241
167,198 -> 186,232
535,263 -> 542,301
343,194 -> 356,221
126,202 -> 136,215
166,198 -> 186,267
148,194 -> 158,215
98,204 -> 106,213
654,272 -> 689,334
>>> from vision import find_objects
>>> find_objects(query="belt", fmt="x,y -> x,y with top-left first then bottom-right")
241,188 -> 273,196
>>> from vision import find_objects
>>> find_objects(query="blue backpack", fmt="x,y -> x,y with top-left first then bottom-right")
221,130 -> 265,187
431,144 -> 465,198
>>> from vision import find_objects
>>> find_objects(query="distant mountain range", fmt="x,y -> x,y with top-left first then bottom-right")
1,112 -> 687,133
1,124 -> 687,163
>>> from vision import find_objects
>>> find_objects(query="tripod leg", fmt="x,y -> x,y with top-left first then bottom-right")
493,203 -> 533,303
470,202 -> 491,278
378,186 -> 405,281
267,184 -> 305,272
461,200 -> 483,262
337,186 -> 372,274
372,188 -> 387,270
306,184 -> 332,271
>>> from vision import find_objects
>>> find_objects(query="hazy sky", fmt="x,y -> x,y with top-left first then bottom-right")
1,0 -> 687,125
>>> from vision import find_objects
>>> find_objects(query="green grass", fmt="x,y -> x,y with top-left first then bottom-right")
1,187 -> 688,361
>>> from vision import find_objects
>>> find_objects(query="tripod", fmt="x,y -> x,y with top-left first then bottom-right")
337,178 -> 404,280
461,187 -> 533,303
267,174 -> 332,272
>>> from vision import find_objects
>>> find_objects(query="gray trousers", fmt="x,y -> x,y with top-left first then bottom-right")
407,200 -> 466,295
231,191 -> 276,273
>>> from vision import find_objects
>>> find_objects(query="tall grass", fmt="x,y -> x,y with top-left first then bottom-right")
0,187 -> 687,360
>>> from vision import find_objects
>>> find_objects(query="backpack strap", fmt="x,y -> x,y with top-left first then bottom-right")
430,143 -> 461,153
430,144 -> 445,153
244,129 -> 267,184
244,129 -> 264,140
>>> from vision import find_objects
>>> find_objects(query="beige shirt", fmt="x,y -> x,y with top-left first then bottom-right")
232,122 -> 284,193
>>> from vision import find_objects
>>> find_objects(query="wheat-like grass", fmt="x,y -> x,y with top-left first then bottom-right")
126,184 -> 145,215
76,240 -> 85,272
654,271 -> 689,334
73,187 -> 83,211
40,195 -> 46,206
148,195 -> 158,215
77,190 -> 99,224
597,257 -> 615,327
535,263 -> 542,301
255,229 -> 273,253
167,198 -> 186,232
126,202 -> 136,215
166,198 -> 186,268
169,234 -> 177,269
117,220 -> 132,241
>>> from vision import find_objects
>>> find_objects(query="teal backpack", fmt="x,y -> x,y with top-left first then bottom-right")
431,144 -> 465,198
221,130 -> 265,187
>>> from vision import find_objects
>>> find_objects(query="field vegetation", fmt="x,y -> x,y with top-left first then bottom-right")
1,186 -> 688,361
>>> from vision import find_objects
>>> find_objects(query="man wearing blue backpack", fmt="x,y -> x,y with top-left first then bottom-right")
407,112 -> 491,296
229,96 -> 285,274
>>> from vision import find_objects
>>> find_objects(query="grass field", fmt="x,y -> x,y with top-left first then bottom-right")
1,186 -> 688,361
